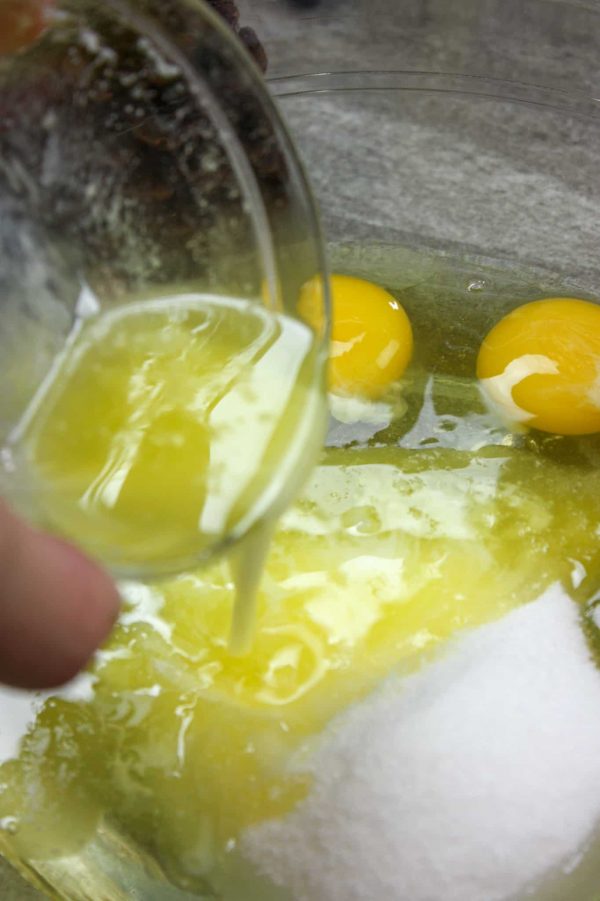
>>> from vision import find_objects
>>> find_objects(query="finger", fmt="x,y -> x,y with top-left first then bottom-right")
0,502 -> 120,689
0,0 -> 51,56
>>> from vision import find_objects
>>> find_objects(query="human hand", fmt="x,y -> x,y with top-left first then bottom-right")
0,0 -> 50,55
0,501 -> 120,690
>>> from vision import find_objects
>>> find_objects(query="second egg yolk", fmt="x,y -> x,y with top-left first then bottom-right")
477,297 -> 600,435
298,274 -> 413,398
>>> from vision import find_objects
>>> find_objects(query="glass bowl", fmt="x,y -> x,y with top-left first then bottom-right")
262,6 -> 600,900
3,1 -> 600,899
0,0 -> 329,579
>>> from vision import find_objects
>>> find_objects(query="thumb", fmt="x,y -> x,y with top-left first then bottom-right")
0,501 -> 120,690
0,0 -> 50,56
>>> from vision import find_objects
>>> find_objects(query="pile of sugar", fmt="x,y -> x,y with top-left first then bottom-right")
242,587 -> 600,901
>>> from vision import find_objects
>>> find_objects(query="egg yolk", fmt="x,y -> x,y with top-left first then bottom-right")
298,274 -> 413,398
477,297 -> 600,435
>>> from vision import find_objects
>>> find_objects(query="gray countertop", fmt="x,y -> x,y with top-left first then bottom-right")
0,858 -> 41,900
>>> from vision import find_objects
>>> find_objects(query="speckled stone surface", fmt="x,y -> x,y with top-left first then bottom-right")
242,0 -> 600,286
3,1 -> 600,897
0,859 -> 41,900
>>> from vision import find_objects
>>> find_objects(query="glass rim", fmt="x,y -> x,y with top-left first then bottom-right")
269,69 -> 600,121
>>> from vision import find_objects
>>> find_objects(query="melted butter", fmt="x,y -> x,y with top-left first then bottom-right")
7,292 -> 326,649
3,247 -> 600,896
10,293 -> 325,579
2,441 -> 600,890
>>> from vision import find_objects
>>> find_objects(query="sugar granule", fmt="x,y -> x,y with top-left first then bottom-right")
242,586 -> 600,901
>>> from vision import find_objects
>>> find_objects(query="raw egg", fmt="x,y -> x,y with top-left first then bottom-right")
477,297 -> 600,435
298,274 -> 413,398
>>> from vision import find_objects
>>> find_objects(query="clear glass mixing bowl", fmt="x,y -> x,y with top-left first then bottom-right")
263,5 -> 600,900
3,0 -> 600,898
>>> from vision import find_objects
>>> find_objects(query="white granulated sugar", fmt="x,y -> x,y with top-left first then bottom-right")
242,586 -> 600,901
